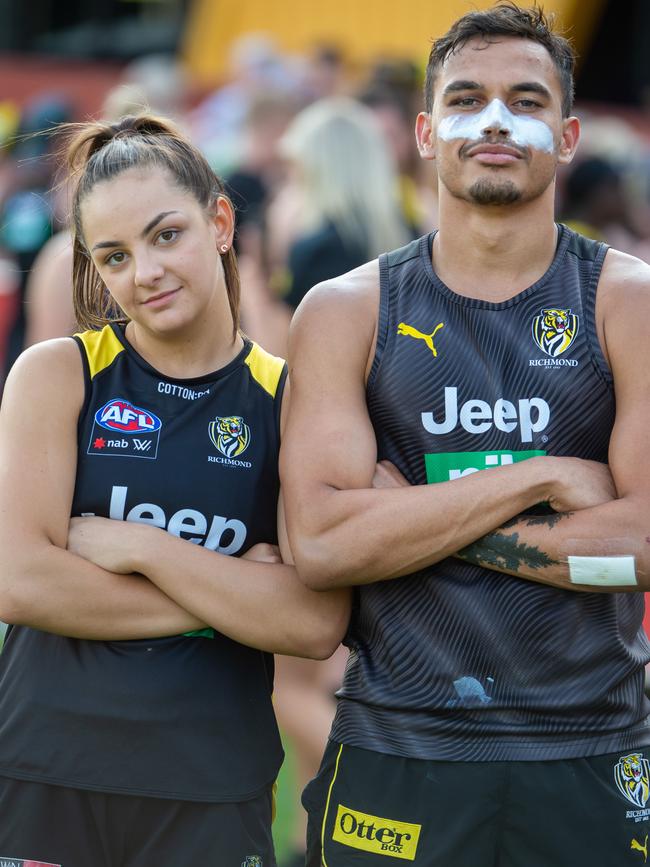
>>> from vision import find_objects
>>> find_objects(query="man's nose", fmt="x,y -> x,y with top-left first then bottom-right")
480,100 -> 513,137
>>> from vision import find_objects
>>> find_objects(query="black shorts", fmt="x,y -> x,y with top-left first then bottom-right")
303,740 -> 650,867
0,776 -> 276,867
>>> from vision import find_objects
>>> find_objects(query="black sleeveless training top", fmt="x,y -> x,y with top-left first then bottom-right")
330,225 -> 650,761
0,324 -> 286,800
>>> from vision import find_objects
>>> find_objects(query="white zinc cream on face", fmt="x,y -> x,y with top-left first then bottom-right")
438,99 -> 554,153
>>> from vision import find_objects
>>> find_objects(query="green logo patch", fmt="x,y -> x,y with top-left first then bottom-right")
425,450 -> 545,484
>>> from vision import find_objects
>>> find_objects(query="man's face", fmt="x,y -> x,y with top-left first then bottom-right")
417,36 -> 578,207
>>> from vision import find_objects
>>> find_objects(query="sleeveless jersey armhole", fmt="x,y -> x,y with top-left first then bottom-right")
583,241 -> 613,389
72,333 -> 93,443
275,363 -> 289,442
366,251 -> 391,398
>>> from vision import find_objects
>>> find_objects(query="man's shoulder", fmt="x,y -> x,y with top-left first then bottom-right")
288,260 -> 380,365
292,258 -> 381,319
600,247 -> 650,301
596,248 -> 650,354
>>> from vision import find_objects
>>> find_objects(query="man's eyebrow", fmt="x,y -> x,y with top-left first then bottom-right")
442,80 -> 482,96
510,82 -> 552,99
91,211 -> 180,252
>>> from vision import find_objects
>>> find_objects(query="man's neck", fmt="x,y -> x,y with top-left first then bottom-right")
433,192 -> 559,302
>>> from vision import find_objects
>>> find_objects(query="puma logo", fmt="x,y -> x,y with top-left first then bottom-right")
632,835 -> 649,862
397,322 -> 444,357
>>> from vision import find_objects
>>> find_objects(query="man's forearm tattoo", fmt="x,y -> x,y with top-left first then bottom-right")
457,513 -> 570,572
502,512 -> 573,530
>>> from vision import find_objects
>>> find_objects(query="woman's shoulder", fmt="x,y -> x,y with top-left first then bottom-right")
3,336 -> 84,411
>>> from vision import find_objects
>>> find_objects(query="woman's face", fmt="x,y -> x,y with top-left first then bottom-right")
81,166 -> 233,338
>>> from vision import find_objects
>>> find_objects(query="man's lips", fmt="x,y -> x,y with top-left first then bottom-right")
462,141 -> 527,163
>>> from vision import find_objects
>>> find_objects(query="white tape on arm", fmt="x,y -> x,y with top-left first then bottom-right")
568,555 -> 637,587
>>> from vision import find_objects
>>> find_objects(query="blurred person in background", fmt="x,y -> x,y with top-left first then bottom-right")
189,33 -> 300,175
275,96 -> 413,310
269,93 -> 412,867
0,95 -> 72,377
359,80 -> 438,234
0,102 -> 21,389
222,91 -> 298,358
560,154 -> 650,260
299,43 -> 349,103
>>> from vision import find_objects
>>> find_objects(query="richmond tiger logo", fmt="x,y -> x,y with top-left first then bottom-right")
531,307 -> 579,357
615,753 -> 650,808
208,415 -> 251,458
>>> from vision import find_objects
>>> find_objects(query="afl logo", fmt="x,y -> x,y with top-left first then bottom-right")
95,398 -> 162,434
209,415 -> 251,458
532,307 -> 579,357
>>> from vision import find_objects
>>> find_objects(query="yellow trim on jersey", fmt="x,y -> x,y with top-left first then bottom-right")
321,743 -> 344,867
244,342 -> 285,398
75,326 -> 125,380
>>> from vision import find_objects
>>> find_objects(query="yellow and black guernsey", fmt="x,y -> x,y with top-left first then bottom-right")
332,225 -> 650,761
0,323 -> 287,801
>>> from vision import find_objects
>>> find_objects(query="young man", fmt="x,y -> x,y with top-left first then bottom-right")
281,3 -> 650,865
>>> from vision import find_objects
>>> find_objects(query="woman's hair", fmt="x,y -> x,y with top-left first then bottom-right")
280,97 -> 411,258
64,113 -> 240,335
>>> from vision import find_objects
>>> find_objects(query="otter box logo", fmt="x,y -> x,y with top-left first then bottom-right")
332,805 -> 421,861
208,415 -> 252,468
424,449 -> 545,484
532,307 -> 579,358
615,753 -> 650,808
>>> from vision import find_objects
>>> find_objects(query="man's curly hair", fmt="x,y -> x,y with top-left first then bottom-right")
424,2 -> 576,117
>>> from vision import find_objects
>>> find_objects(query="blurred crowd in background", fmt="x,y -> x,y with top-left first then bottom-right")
4,29 -> 650,390
3,13 -> 650,867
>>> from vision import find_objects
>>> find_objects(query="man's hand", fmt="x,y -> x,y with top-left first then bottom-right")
542,457 -> 617,513
373,456 -> 617,515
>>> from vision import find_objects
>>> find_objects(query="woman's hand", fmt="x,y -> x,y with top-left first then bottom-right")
68,516 -> 154,574
242,543 -> 283,564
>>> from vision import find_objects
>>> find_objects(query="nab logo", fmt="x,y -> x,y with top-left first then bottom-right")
95,398 -> 161,434
88,398 -> 162,460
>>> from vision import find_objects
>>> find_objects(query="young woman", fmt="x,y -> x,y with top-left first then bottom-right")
0,114 -> 349,867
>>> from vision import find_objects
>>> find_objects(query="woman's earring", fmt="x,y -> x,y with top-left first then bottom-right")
220,244 -> 229,253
